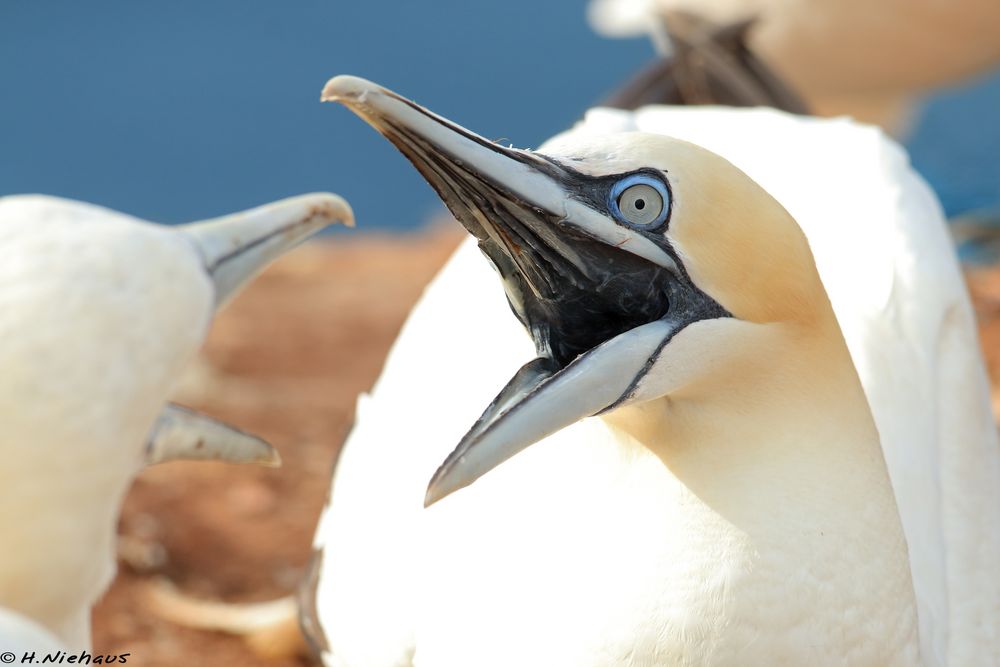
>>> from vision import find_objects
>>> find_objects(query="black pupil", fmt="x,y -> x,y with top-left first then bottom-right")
634,198 -> 645,210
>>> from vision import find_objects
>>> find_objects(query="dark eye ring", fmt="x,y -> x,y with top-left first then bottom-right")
609,174 -> 671,229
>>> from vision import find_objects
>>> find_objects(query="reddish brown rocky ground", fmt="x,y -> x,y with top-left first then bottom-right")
92,232 -> 1000,666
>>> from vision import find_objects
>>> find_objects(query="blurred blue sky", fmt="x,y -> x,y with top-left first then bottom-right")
1,1 -> 998,229
908,69 -> 1000,219
0,0 -> 650,228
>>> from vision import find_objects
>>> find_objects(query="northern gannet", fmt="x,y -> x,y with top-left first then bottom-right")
306,77 -> 1000,666
0,192 -> 352,650
588,0 -> 1000,131
599,12 -> 808,113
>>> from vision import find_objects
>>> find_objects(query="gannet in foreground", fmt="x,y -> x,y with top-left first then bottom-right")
0,192 -> 352,650
588,0 -> 1000,131
307,77 -> 1000,666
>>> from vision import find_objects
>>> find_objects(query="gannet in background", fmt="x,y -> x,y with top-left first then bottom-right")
599,11 -> 808,113
588,0 -> 1000,131
0,192 -> 352,650
1,377 -> 284,657
304,77 -> 1000,666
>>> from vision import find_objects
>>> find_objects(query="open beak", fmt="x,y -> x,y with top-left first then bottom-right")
181,193 -> 354,307
323,76 -> 724,506
171,193 -> 352,466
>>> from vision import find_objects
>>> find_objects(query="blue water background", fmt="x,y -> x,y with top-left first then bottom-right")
1,1 -> 997,229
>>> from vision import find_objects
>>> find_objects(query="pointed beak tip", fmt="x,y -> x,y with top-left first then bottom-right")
320,74 -> 379,106
312,192 -> 355,228
423,484 -> 444,509
423,463 -> 449,507
261,448 -> 282,468
423,463 -> 464,508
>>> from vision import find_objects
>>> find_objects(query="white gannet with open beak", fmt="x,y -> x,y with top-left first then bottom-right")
0,192 -> 352,650
306,77 -> 1000,666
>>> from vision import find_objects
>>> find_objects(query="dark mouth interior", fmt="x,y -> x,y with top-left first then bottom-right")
479,224 -> 674,368
372,118 -> 674,368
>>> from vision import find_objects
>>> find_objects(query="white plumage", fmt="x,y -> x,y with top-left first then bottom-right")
0,193 -> 351,650
0,608 -> 67,655
309,99 -> 999,665
564,106 -> 1000,665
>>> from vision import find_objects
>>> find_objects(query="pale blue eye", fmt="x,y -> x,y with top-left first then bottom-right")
610,174 -> 671,228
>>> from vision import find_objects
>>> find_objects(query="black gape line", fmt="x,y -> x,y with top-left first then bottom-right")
601,278 -> 731,413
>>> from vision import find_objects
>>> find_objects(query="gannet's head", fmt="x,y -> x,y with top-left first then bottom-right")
0,193 -> 352,466
323,76 -> 827,506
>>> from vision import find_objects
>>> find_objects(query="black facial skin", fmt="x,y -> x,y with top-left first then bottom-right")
464,191 -> 677,368
365,96 -> 727,371
375,122 -> 667,365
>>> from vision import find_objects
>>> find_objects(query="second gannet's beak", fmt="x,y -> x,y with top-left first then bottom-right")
171,193 -> 352,466
145,403 -> 280,467
182,193 -> 354,307
322,76 -> 727,506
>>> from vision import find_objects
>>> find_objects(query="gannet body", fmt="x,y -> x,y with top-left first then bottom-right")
307,79 -> 999,667
588,0 -> 1000,130
0,608 -> 67,655
562,107 -> 1000,666
0,193 -> 352,649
